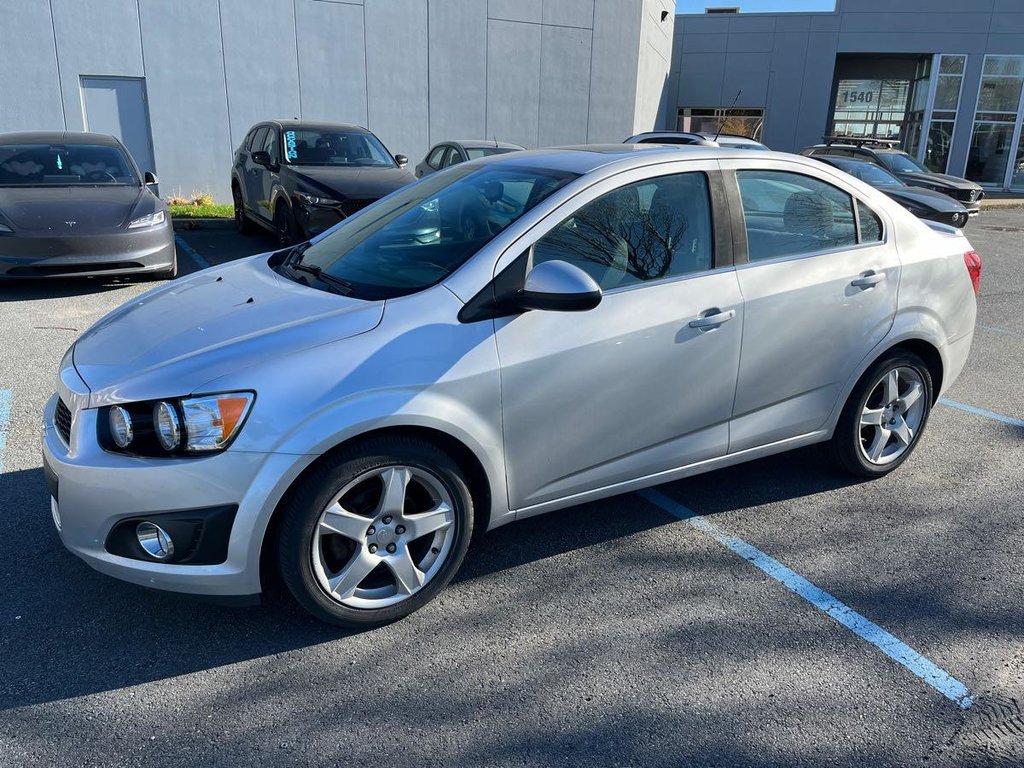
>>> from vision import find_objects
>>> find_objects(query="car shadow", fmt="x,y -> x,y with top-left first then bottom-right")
0,276 -> 143,302
0,444 -> 862,711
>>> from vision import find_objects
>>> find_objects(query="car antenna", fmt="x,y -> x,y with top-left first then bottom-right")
493,135 -> 498,148
714,90 -> 742,142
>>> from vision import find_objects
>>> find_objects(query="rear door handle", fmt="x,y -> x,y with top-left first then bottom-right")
689,308 -> 736,329
851,271 -> 885,288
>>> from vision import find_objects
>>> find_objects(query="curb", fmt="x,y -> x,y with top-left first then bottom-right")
172,217 -> 236,231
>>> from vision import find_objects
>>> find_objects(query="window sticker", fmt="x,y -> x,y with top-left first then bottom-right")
56,154 -> 63,170
285,131 -> 298,160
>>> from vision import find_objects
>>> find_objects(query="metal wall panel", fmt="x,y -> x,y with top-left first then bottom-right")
296,0 -> 368,126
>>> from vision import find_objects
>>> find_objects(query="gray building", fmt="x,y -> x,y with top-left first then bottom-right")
0,0 -> 674,202
668,0 -> 1024,191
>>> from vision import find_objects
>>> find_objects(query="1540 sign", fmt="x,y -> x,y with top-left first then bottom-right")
842,89 -> 875,104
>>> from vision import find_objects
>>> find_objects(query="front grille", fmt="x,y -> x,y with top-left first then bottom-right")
957,189 -> 982,204
54,398 -> 72,446
342,198 -> 378,217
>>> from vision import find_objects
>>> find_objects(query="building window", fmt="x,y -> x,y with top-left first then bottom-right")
677,107 -> 765,140
831,79 -> 909,140
967,55 -> 1024,187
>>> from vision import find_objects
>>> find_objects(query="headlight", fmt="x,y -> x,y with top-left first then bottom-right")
100,392 -> 254,456
127,210 -> 166,229
181,393 -> 254,452
295,191 -> 337,207
109,406 -> 134,448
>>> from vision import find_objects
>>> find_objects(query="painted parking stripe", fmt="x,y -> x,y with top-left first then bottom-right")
174,234 -> 211,270
0,389 -> 10,475
977,324 -> 1022,338
638,487 -> 974,709
939,399 -> 1024,428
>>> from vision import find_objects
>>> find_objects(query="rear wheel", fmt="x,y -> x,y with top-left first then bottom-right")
832,351 -> 933,477
233,185 -> 255,235
277,437 -> 474,627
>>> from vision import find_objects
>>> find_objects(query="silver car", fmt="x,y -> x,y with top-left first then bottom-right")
0,131 -> 176,279
43,145 -> 979,626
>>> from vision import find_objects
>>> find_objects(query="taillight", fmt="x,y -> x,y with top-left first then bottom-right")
963,250 -> 981,295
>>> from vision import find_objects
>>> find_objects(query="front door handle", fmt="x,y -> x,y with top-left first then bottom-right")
851,271 -> 885,288
689,308 -> 736,329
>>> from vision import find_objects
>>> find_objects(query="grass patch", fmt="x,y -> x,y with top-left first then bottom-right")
169,203 -> 234,218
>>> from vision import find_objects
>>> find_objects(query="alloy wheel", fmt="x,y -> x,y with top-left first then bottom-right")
310,465 -> 456,609
858,366 -> 927,466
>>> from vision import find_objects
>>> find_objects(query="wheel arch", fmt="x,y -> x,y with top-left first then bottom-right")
258,424 -> 495,588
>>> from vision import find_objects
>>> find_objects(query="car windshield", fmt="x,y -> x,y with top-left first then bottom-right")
0,143 -> 138,186
283,128 -> 395,167
836,161 -> 904,186
465,147 -> 518,160
285,164 -> 578,300
881,151 -> 928,174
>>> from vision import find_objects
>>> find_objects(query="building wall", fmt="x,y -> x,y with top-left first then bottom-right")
0,0 -> 675,202
670,0 -> 1024,180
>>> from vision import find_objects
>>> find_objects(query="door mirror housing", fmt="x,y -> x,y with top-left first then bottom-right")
394,154 -> 409,168
517,260 -> 602,312
144,171 -> 159,185
251,150 -> 272,167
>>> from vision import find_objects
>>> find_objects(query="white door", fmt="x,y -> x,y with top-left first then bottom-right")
81,77 -> 156,176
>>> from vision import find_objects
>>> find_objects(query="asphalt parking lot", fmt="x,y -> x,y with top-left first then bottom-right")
1,213 -> 1022,767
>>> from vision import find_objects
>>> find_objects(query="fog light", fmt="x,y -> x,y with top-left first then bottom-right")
109,406 -> 133,448
136,521 -> 174,560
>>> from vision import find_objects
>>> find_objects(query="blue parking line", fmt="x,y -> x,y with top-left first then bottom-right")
638,488 -> 974,710
174,234 -> 211,270
0,389 -> 10,476
939,399 -> 1024,428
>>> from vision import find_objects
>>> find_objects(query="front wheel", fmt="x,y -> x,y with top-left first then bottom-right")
274,203 -> 294,248
277,437 -> 474,627
832,351 -> 933,478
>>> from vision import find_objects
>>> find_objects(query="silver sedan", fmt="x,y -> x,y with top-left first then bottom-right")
43,144 -> 978,626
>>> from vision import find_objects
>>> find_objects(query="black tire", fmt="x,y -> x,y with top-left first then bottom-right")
233,185 -> 256,235
274,202 -> 294,248
832,350 -> 933,478
277,436 -> 474,627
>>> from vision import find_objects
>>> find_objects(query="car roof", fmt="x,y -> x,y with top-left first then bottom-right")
0,130 -> 122,146
450,140 -> 524,150
265,120 -> 372,134
467,143 -> 796,175
700,133 -> 763,144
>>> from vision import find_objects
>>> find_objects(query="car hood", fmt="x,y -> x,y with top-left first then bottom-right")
0,185 -> 145,233
72,254 -> 384,406
881,185 -> 967,212
288,165 -> 415,199
896,171 -> 980,192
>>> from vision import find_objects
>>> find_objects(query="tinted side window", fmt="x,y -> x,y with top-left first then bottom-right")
737,170 -> 858,261
427,145 -> 446,168
249,127 -> 268,154
262,127 -> 280,162
857,200 -> 883,243
533,172 -> 714,290
444,147 -> 463,167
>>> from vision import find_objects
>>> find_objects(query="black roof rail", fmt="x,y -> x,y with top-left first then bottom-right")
821,135 -> 901,148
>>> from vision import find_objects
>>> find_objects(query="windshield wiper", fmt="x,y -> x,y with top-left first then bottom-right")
288,260 -> 354,296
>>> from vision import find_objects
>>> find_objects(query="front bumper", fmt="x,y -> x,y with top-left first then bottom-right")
0,223 -> 175,278
42,387 -> 307,599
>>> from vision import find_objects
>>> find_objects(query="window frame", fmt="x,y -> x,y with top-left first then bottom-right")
426,144 -> 447,169
719,160 -> 889,268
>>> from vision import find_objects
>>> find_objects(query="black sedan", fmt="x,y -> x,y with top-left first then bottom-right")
415,140 -> 524,178
815,155 -> 971,229
0,131 -> 175,279
232,120 -> 415,245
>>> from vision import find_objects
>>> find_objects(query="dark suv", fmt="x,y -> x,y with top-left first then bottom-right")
231,120 -> 415,245
802,137 -> 983,217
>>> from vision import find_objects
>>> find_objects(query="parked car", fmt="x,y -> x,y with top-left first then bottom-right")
625,131 -> 718,146
45,145 -> 979,627
415,140 -> 524,178
0,131 -> 175,279
802,137 -> 983,216
231,120 -> 415,246
700,133 -> 770,150
813,155 -> 971,228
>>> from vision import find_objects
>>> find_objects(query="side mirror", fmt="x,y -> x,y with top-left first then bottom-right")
394,154 -> 409,168
251,150 -> 271,166
517,260 -> 602,312
144,171 -> 159,185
